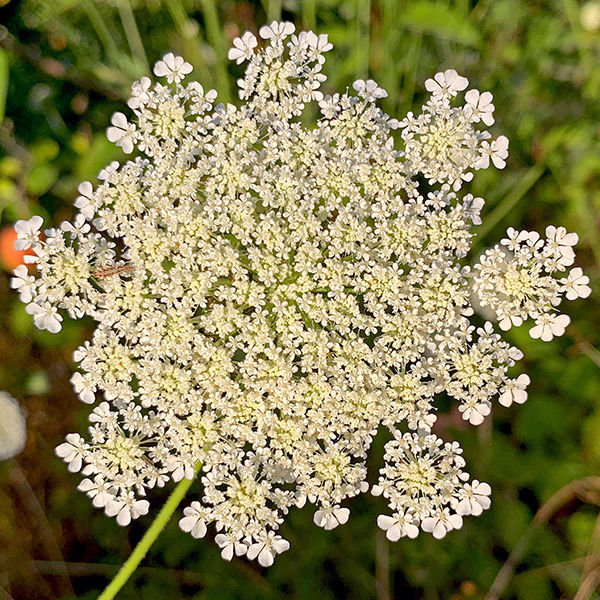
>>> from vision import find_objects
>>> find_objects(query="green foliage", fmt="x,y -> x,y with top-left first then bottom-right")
0,1 -> 599,599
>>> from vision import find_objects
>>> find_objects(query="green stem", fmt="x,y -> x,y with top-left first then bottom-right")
199,0 -> 231,104
267,0 -> 282,22
82,1 -> 121,65
117,1 -> 149,72
97,466 -> 200,600
355,0 -> 371,80
302,0 -> 316,31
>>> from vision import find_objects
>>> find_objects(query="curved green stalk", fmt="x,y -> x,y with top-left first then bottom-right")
97,466 -> 200,600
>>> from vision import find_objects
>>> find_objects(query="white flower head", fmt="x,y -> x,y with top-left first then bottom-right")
11,265 -> 37,303
352,79 -> 388,102
529,313 -> 570,342
246,532 -> 290,567
179,501 -> 208,538
313,505 -> 350,530
26,301 -> 63,333
228,32 -> 258,64
464,89 -> 495,126
259,21 -> 295,42
14,22 -> 589,566
377,512 -> 419,541
153,53 -> 193,84
425,69 -> 468,97
106,112 -> 136,154
14,216 -> 43,251
498,374 -> 530,407
563,267 -> 591,300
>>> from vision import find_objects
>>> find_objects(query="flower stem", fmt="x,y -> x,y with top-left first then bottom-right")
97,466 -> 200,600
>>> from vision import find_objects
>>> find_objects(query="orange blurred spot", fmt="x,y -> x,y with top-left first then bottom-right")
0,226 -> 37,271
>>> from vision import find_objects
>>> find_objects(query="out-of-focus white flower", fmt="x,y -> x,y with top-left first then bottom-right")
0,392 -> 27,461
581,1 -> 600,31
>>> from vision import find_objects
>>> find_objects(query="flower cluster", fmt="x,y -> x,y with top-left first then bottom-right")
13,22 -> 588,566
472,226 -> 589,338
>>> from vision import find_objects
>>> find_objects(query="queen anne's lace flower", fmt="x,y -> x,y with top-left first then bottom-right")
13,22 -> 587,566
153,52 -> 193,84
228,32 -> 258,64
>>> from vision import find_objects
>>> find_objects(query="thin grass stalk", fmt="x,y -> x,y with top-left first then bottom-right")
82,1 -> 121,65
199,0 -> 231,104
117,1 -> 149,72
355,0 -> 371,80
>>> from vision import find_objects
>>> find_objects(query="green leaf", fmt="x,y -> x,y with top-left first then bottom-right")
75,135 -> 122,182
26,164 -> 59,196
396,2 -> 481,47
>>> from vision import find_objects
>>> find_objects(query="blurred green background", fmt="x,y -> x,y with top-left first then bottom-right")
0,0 -> 599,599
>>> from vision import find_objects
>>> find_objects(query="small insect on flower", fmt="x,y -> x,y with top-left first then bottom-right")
92,265 -> 135,279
